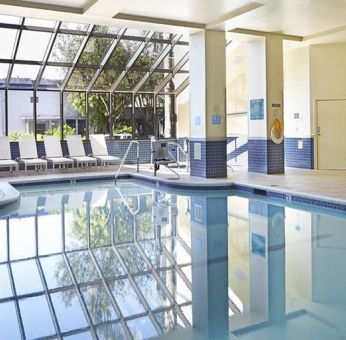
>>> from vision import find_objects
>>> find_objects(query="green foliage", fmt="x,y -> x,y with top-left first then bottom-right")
45,124 -> 76,137
9,131 -> 31,141
113,125 -> 132,135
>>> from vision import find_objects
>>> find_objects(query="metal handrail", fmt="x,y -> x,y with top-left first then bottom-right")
115,140 -> 140,179
168,142 -> 189,171
116,187 -> 141,216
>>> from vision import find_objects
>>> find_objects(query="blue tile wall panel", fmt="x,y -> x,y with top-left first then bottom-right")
248,139 -> 284,174
190,140 -> 207,177
285,137 -> 314,169
190,139 -> 227,178
7,139 -> 177,170
248,139 -> 268,173
267,140 -> 285,174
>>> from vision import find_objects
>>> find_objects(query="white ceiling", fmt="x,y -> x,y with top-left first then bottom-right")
1,0 -> 346,43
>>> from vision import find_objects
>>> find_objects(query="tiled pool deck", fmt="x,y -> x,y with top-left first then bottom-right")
0,164 -> 346,207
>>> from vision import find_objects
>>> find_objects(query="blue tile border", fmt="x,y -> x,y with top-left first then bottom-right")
8,172 -> 346,213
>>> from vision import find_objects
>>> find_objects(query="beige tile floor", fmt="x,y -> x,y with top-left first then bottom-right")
0,164 -> 345,203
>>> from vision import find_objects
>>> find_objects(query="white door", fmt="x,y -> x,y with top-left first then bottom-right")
317,100 -> 346,170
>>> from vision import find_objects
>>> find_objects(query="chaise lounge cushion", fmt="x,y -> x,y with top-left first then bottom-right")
21,158 -> 47,166
46,157 -> 74,164
95,155 -> 120,163
0,159 -> 18,168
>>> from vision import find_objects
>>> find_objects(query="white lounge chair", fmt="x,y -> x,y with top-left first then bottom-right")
18,136 -> 47,172
89,134 -> 120,167
0,136 -> 19,173
66,135 -> 97,168
43,136 -> 74,173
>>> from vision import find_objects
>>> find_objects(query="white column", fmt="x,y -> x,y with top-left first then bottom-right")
247,35 -> 285,174
189,30 -> 227,177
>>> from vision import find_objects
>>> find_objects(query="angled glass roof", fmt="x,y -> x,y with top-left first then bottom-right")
0,15 -> 189,94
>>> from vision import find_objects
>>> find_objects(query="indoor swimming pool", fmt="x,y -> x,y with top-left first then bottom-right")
0,179 -> 345,340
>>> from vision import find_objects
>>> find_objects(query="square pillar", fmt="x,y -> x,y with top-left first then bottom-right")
189,30 -> 227,178
249,200 -> 286,323
191,196 -> 229,338
248,36 -> 285,174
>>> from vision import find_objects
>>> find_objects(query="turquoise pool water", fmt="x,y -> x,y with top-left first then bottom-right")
0,180 -> 345,340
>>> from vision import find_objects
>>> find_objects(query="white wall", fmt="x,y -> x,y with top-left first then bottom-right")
284,46 -> 311,137
189,30 -> 226,139
248,37 -> 267,139
284,43 -> 346,140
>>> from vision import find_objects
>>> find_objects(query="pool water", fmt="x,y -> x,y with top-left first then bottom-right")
0,180 -> 345,340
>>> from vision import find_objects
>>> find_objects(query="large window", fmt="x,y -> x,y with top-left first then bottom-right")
134,94 -> 154,138
0,90 -> 5,136
8,90 -> 33,140
37,91 -> 60,139
112,93 -> 133,138
63,92 -> 86,138
0,14 -> 189,140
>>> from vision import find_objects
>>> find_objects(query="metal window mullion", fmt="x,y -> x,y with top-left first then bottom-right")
154,52 -> 189,95
111,245 -> 163,336
5,89 -> 8,135
62,253 -> 98,340
173,78 -> 189,96
7,262 -> 26,340
110,31 -> 155,93
33,89 -> 38,139
87,249 -> 133,339
85,92 -> 89,138
134,241 -> 190,328
36,258 -> 63,339
0,22 -> 190,45
61,25 -> 95,91
86,28 -> 127,92
160,244 -> 192,291
34,21 -> 62,90
132,34 -> 182,94
175,234 -> 192,257
6,17 -> 25,89
59,91 -> 64,140
34,206 -> 63,338
131,94 -> 135,139
109,93 -> 113,138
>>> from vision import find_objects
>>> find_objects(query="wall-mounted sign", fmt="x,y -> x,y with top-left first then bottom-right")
250,99 -> 264,120
294,112 -> 300,119
212,114 -> 221,125
194,116 -> 201,126
272,103 -> 281,108
194,142 -> 201,160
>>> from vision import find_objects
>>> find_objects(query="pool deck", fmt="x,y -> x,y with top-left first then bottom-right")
0,165 -> 345,205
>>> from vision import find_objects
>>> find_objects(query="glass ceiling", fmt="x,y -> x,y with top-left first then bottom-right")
0,15 -> 189,95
